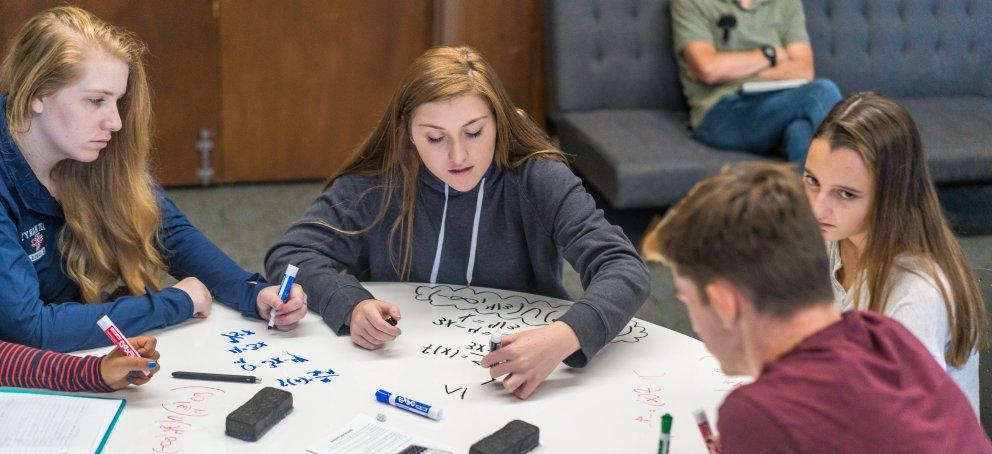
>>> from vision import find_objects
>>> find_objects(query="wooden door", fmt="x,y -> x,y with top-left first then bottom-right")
218,0 -> 433,182
0,1 -> 221,186
435,0 -> 547,128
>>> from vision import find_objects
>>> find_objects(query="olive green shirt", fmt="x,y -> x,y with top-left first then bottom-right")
671,0 -> 809,127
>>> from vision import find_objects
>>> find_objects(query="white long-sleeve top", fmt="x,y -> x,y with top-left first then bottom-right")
827,241 -> 980,418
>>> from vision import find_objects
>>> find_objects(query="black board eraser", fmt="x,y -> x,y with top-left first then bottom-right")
469,419 -> 539,454
225,386 -> 293,441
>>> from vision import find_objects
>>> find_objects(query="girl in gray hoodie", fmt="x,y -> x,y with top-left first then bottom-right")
265,46 -> 650,399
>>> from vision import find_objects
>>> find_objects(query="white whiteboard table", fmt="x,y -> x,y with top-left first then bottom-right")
84,283 -> 743,453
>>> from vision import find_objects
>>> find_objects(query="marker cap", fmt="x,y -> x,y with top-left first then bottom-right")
375,389 -> 391,404
285,264 -> 299,278
490,329 -> 502,344
661,413 -> 673,433
96,315 -> 114,331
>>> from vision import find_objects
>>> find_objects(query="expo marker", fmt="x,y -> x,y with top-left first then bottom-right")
375,389 -> 442,420
489,329 -> 502,352
694,409 -> 720,454
97,314 -> 149,377
268,264 -> 298,329
658,413 -> 673,454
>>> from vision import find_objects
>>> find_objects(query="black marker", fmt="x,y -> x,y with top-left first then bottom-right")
489,329 -> 502,352
172,371 -> 260,384
385,316 -> 398,326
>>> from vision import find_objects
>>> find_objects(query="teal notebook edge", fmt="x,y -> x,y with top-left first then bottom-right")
0,387 -> 127,453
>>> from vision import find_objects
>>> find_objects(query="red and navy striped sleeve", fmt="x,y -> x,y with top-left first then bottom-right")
0,340 -> 114,392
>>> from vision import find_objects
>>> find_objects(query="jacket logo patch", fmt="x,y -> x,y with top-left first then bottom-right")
31,232 -> 43,251
21,223 -> 46,262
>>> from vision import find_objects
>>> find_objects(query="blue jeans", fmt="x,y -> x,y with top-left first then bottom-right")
692,78 -> 843,164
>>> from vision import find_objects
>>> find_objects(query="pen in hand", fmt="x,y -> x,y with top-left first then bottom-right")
269,264 -> 299,330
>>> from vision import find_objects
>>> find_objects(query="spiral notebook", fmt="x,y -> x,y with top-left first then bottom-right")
0,388 -> 125,454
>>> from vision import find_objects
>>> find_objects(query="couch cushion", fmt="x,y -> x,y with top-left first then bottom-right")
898,96 -> 992,183
557,109 -> 777,208
805,0 -> 992,98
559,97 -> 992,208
544,0 -> 685,113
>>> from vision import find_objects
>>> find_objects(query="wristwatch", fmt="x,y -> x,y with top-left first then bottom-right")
761,45 -> 777,67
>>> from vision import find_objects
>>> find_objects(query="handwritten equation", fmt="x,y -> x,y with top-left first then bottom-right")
152,385 -> 226,453
698,356 -> 748,393
631,370 -> 668,428
443,378 -> 498,400
421,341 -> 486,365
219,328 -> 339,388
415,285 -> 648,343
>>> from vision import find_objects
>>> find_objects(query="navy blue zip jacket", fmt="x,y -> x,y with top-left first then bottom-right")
0,95 -> 267,352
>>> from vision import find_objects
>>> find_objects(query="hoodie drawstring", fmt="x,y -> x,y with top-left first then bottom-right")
429,178 -> 485,286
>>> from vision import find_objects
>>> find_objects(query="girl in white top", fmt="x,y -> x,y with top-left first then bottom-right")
802,92 -> 987,416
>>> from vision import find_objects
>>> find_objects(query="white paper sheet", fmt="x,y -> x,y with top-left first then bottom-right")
305,414 -> 451,454
0,390 -> 123,454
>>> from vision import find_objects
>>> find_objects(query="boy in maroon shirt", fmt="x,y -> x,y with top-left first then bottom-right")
642,163 -> 991,453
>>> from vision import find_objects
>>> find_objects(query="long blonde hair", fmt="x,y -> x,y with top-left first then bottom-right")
0,7 -> 164,303
814,92 -> 988,367
322,46 -> 565,279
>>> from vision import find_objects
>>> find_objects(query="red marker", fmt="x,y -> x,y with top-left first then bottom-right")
97,315 -> 149,377
694,409 -> 721,454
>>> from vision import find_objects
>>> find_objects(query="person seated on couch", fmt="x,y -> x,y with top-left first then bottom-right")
672,0 -> 842,163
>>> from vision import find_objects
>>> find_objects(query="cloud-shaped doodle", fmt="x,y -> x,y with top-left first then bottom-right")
414,285 -> 568,327
414,285 -> 649,343
610,320 -> 648,343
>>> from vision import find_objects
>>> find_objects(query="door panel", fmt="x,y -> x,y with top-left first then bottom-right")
219,0 -> 433,182
0,1 -> 221,186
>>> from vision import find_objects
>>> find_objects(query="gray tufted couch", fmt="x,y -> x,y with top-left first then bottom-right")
544,0 -> 992,218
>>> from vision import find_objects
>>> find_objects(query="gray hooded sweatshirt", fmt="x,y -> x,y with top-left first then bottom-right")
265,158 -> 649,367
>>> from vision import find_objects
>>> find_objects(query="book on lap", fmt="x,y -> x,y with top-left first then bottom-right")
740,79 -> 808,94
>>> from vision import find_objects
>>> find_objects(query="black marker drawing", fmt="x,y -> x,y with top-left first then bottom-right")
414,284 -> 648,343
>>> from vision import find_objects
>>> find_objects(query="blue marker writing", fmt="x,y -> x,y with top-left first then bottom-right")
268,264 -> 298,330
375,389 -> 442,420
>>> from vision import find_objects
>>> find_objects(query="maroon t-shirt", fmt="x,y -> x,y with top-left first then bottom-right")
718,311 -> 991,453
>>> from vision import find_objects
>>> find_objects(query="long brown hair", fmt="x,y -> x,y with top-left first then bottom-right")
0,7 -> 164,303
814,92 -> 987,367
320,46 -> 565,279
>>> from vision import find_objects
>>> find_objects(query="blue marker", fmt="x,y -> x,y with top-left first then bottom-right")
375,389 -> 443,420
268,264 -> 298,330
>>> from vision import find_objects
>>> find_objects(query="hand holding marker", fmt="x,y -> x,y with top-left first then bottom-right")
97,315 -> 153,377
268,264 -> 298,329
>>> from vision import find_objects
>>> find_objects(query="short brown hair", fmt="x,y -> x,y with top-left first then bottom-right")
642,163 -> 833,317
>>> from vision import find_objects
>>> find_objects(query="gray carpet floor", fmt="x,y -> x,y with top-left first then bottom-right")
168,181 -> 992,338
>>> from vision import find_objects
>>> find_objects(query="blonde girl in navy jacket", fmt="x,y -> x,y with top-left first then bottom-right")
0,7 -> 307,352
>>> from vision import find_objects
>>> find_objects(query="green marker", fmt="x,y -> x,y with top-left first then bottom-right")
659,413 -> 673,454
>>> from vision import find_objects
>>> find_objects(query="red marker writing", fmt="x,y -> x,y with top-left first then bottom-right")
97,314 -> 149,377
